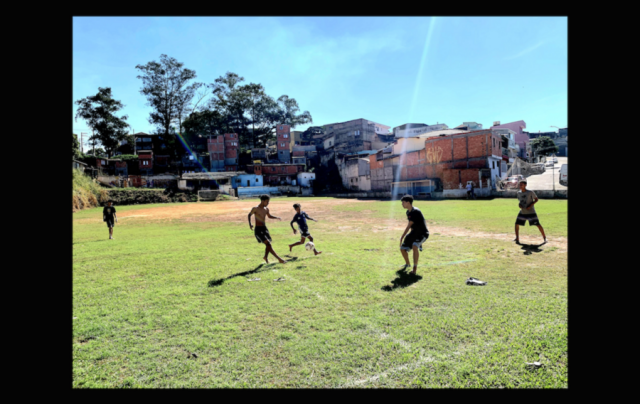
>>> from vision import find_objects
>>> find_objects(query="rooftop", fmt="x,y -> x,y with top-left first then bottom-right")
182,171 -> 246,180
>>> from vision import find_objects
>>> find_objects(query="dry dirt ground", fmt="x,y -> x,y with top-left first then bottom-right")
105,199 -> 566,251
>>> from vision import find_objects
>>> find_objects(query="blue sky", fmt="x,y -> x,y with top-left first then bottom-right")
73,17 -> 567,149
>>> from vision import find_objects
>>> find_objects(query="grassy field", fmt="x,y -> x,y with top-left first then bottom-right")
73,197 -> 567,388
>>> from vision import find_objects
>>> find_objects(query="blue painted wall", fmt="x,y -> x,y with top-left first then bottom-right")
231,174 -> 263,189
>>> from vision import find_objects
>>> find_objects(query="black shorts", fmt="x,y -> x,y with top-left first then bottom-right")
401,232 -> 429,251
105,219 -> 115,228
515,213 -> 541,226
255,226 -> 272,243
299,227 -> 311,238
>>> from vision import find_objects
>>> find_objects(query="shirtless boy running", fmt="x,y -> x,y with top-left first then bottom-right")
248,194 -> 287,264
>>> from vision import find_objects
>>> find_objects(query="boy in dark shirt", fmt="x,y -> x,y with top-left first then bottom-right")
399,195 -> 429,275
103,200 -> 118,240
288,203 -> 322,255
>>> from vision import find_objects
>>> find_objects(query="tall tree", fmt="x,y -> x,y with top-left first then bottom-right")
182,109 -> 226,151
135,54 -> 199,157
238,83 -> 277,149
271,95 -> 313,129
529,136 -> 559,158
74,87 -> 129,158
208,72 -> 245,136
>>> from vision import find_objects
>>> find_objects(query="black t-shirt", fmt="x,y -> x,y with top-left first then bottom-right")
291,211 -> 310,230
103,206 -> 116,220
406,207 -> 428,235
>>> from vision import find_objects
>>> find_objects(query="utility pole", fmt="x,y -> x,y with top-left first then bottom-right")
80,132 -> 88,154
552,153 -> 555,193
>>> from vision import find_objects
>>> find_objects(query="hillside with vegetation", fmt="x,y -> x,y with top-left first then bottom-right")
73,169 -> 108,211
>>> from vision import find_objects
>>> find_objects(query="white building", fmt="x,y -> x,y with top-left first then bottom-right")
393,123 -> 450,138
297,172 -> 316,188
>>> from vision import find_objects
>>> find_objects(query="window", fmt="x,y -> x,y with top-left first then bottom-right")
492,161 -> 495,169
283,134 -> 288,138
354,130 -> 360,136
255,178 -> 258,182
280,126 -> 283,130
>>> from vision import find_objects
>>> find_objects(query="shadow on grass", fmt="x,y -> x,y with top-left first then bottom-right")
208,264 -> 270,287
519,243 -> 545,255
382,267 -> 423,291
207,255 -> 301,287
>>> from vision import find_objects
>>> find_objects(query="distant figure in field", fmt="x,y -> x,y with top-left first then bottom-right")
103,200 -> 118,240
248,194 -> 287,264
514,180 -> 547,245
399,195 -> 429,275
466,182 -> 472,199
288,203 -> 322,256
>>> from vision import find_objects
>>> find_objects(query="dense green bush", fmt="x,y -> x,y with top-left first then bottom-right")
104,188 -> 198,205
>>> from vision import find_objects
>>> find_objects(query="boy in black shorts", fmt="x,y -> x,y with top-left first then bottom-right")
248,194 -> 287,264
514,180 -> 547,244
288,203 -> 322,255
399,195 -> 429,275
103,200 -> 118,240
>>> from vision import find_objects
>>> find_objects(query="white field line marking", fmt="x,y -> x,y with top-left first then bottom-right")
283,263 -> 476,388
342,353 -> 436,387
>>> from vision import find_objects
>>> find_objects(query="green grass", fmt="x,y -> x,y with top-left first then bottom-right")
73,198 -> 567,388
333,198 -> 567,238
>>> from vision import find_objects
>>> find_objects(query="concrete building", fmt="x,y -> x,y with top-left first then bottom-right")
338,151 -> 375,192
231,174 -> 263,189
369,146 -> 394,192
208,135 -> 225,172
292,145 -> 317,167
224,133 -> 239,170
297,172 -> 316,188
491,120 -> 528,159
423,129 -> 503,190
321,118 -> 394,154
251,148 -> 268,161
454,122 -> 483,131
392,129 -> 469,156
138,150 -> 153,176
393,123 -> 449,138
276,124 -> 292,163
491,128 -> 519,176
245,162 -> 305,186
370,129 -> 503,195
133,132 -> 171,155
207,133 -> 239,171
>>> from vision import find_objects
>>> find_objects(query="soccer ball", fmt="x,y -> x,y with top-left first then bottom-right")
305,241 -> 315,251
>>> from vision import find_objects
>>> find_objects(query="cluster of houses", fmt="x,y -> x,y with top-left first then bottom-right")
73,118 -> 567,199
